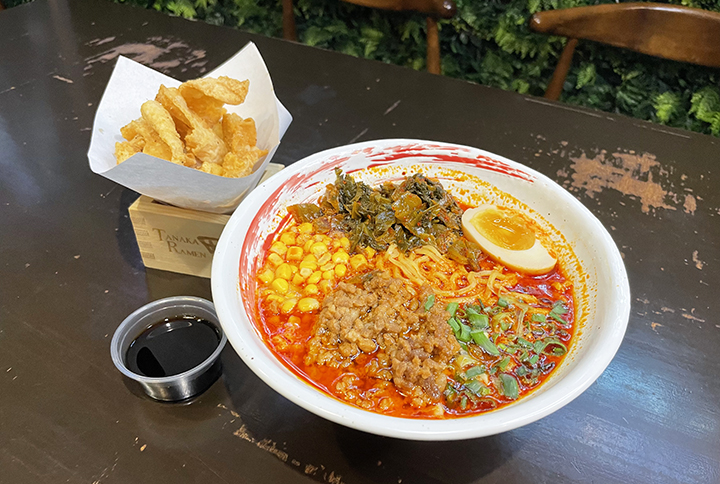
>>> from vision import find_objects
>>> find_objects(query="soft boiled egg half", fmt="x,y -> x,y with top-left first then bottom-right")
462,205 -> 556,275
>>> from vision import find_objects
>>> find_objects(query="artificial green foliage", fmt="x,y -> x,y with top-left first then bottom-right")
6,0 -> 720,136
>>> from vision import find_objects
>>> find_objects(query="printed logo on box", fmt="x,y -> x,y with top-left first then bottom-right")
152,228 -> 219,258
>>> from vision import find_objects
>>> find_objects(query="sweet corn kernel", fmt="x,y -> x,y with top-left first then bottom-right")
320,235 -> 332,244
302,253 -> 317,262
317,252 -> 332,265
313,234 -> 324,242
350,254 -> 368,270
266,294 -> 284,303
297,298 -> 320,312
334,264 -> 347,277
286,246 -> 303,261
299,267 -> 314,279
275,263 -> 293,280
318,280 -> 332,293
290,265 -> 298,275
310,242 -> 328,257
339,237 -> 351,249
258,269 -> 275,284
292,273 -> 305,286
320,262 -> 335,272
281,299 -> 297,314
332,239 -> 342,249
280,232 -> 297,246
267,253 -> 284,267
299,260 -> 318,271
271,278 -> 289,294
364,247 -> 376,259
298,223 -> 313,233
332,250 -> 350,264
288,315 -> 301,325
322,270 -> 334,280
307,271 -> 322,284
304,284 -> 319,295
269,241 -> 287,256
303,239 -> 314,252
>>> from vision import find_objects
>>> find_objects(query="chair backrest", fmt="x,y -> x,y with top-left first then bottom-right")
282,0 -> 456,74
530,3 -> 720,100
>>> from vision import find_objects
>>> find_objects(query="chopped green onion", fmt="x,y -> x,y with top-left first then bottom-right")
496,356 -> 511,372
528,354 -> 539,365
531,313 -> 546,323
465,365 -> 485,379
515,366 -> 528,377
448,317 -> 460,332
465,380 -> 484,395
458,323 -> 472,342
454,353 -> 477,368
492,312 -> 511,330
549,300 -> 568,323
446,302 -> 459,317
424,294 -> 435,311
465,306 -> 480,316
497,297 -> 509,308
518,337 -> 533,348
471,330 -> 500,356
460,395 -> 468,410
468,312 -> 489,330
543,340 -> 568,356
499,373 -> 519,400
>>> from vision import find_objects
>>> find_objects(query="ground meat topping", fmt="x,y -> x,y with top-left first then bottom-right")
304,271 -> 460,407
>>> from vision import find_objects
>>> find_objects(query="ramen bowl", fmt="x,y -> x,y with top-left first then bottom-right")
211,139 -> 630,440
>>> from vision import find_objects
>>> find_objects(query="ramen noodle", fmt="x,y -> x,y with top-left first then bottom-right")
254,170 -> 574,418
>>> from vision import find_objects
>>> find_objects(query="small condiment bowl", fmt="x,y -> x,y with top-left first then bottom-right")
110,296 -> 227,402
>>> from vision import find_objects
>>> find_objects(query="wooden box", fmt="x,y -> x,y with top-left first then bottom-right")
128,163 -> 283,278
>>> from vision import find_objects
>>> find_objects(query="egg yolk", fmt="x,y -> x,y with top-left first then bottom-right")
470,208 -> 535,251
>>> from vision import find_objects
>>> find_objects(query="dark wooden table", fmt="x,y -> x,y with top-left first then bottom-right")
1,1 -> 718,482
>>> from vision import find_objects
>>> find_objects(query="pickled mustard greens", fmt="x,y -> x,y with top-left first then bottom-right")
288,169 -> 486,269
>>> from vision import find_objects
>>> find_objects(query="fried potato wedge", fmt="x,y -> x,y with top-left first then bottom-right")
199,161 -> 224,176
115,75 -> 264,178
222,113 -> 258,152
179,76 -> 249,105
115,141 -> 139,164
140,100 -> 187,165
221,146 -> 267,178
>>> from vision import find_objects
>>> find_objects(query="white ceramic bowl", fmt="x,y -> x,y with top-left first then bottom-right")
211,139 -> 630,441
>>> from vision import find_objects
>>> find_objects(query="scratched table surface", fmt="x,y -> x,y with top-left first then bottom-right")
1,0 -> 718,483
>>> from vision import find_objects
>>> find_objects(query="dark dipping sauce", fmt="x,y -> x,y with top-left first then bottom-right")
125,315 -> 220,378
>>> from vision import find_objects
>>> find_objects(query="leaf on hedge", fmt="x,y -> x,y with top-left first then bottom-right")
576,63 -> 596,90
711,112 -> 720,136
166,0 -> 196,18
303,26 -> 334,46
690,87 -> 720,123
653,91 -> 681,124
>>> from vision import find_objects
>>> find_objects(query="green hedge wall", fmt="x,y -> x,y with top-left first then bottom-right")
8,0 -> 720,136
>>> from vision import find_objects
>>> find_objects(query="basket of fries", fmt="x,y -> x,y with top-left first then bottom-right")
88,42 -> 292,214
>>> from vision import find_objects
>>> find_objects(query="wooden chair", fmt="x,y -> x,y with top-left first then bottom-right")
529,3 -> 720,100
283,0 -> 457,74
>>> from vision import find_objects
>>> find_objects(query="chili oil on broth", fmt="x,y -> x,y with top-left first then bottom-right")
250,167 -> 584,419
